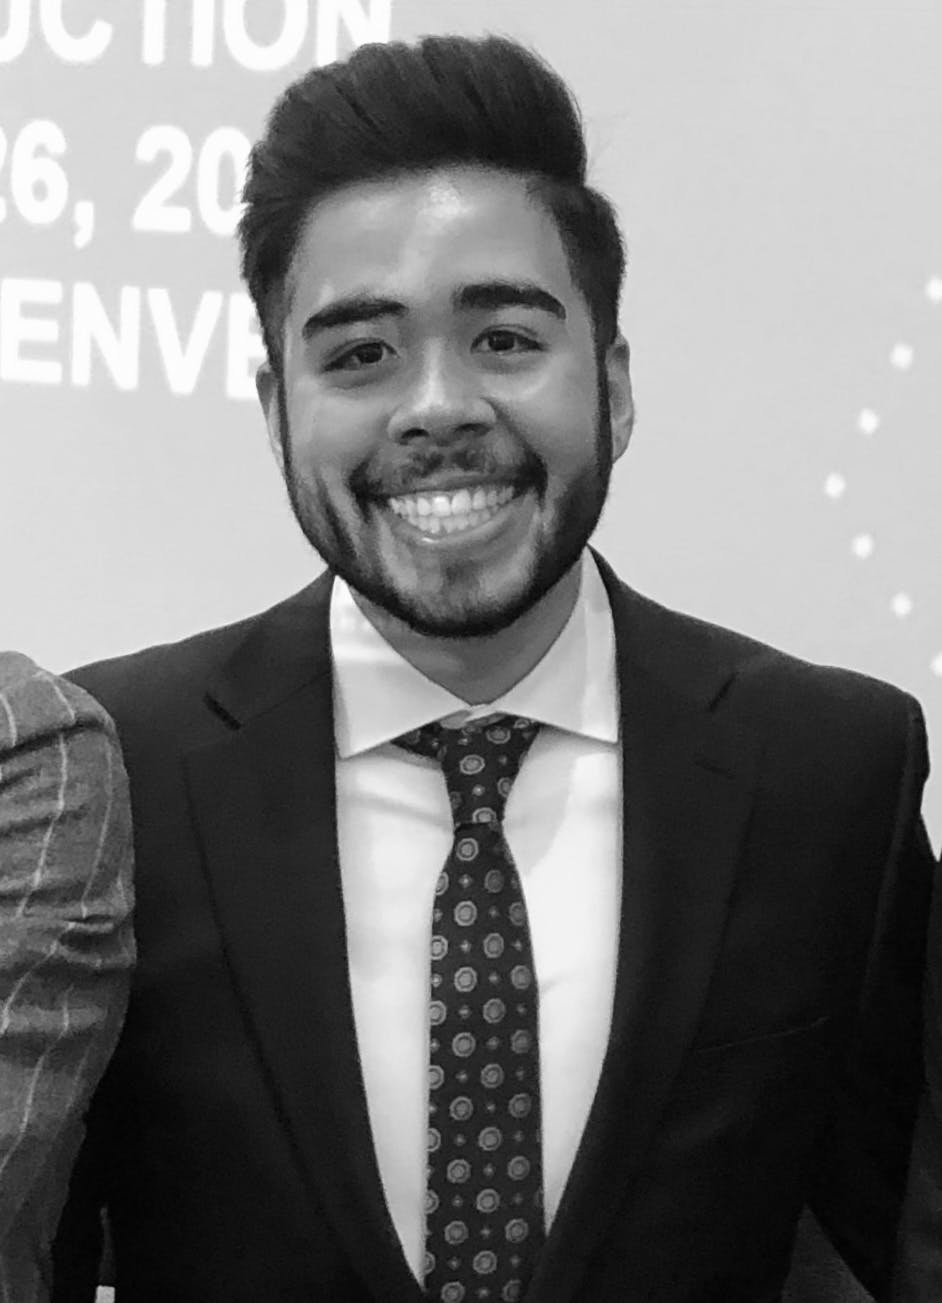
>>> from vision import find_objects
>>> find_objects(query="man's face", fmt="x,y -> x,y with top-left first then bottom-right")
258,166 -> 633,638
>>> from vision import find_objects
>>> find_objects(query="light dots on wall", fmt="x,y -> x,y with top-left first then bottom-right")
826,275 -> 941,680
930,275 -> 942,677
857,408 -> 880,436
923,278 -> 940,671
889,341 -> 915,371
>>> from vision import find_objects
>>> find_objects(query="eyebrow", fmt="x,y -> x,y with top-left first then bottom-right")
301,296 -> 405,340
301,279 -> 566,341
455,281 -> 567,320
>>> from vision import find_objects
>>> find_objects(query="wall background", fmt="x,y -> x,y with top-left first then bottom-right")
2,0 -> 940,845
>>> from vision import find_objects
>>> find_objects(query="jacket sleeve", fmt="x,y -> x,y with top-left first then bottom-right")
890,848 -> 942,1301
808,698 -> 935,1300
0,655 -> 134,1281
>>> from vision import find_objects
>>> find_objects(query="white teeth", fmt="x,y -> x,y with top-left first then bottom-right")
384,483 -> 521,537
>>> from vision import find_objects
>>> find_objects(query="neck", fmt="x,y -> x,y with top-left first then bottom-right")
352,563 -> 582,704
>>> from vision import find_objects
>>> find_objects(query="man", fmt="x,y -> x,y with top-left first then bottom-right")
52,34 -> 934,1303
0,653 -> 133,1301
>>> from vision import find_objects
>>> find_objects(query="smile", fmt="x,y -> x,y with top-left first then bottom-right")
384,484 -> 519,537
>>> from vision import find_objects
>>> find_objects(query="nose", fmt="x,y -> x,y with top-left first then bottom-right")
387,343 -> 494,443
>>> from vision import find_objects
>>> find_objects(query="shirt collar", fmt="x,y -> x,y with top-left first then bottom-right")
330,551 -> 620,759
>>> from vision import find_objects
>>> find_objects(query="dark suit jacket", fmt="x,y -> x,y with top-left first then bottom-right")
0,653 -> 134,1302
889,850 -> 942,1299
51,555 -> 935,1302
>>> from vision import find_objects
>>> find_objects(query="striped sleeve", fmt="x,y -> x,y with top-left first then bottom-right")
0,654 -> 134,1300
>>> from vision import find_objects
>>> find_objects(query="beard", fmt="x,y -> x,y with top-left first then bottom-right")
275,374 -> 614,640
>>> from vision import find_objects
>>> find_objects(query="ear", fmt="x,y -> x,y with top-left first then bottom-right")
256,362 -> 284,474
604,334 -> 634,462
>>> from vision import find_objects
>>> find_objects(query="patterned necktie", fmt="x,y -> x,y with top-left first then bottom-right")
395,714 -> 545,1303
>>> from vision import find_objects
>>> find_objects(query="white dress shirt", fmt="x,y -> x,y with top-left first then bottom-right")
330,551 -> 622,1281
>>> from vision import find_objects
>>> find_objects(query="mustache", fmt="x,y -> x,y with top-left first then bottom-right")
356,446 -> 545,498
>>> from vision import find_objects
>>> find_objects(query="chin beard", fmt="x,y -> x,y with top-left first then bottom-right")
282,460 -> 610,639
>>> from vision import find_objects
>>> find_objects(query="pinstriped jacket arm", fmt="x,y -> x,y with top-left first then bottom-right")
0,653 -> 134,1297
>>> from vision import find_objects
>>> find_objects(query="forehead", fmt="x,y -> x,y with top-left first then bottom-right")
285,166 -> 578,320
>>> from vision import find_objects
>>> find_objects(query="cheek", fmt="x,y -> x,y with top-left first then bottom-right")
512,384 -> 600,478
513,362 -> 599,474
286,389 -> 379,484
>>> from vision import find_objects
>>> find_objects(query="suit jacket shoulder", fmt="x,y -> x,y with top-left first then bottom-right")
71,560 -> 926,803
68,573 -> 333,748
600,562 -> 925,778
73,560 -> 920,717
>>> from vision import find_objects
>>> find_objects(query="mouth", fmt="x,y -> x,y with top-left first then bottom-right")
379,482 -> 525,540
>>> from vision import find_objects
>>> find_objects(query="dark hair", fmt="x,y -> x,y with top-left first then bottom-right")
239,34 -> 626,376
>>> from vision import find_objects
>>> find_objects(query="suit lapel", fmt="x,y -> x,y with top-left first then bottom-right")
185,573 -> 423,1303
528,555 -> 763,1302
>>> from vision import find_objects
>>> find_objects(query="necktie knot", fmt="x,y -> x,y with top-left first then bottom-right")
396,714 -> 540,830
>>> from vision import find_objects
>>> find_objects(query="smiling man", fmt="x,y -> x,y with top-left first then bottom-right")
256,162 -> 632,701
51,35 -> 934,1303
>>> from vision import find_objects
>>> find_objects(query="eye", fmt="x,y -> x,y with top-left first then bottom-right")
328,340 -> 393,371
477,329 -> 540,355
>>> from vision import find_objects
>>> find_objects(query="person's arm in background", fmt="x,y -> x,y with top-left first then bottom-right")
891,850 -> 942,1300
0,653 -> 134,1300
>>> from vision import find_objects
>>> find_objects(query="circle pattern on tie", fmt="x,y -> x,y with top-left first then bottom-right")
395,715 -> 545,1302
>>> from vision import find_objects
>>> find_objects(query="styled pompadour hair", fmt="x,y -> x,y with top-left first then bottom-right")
239,34 -> 626,375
